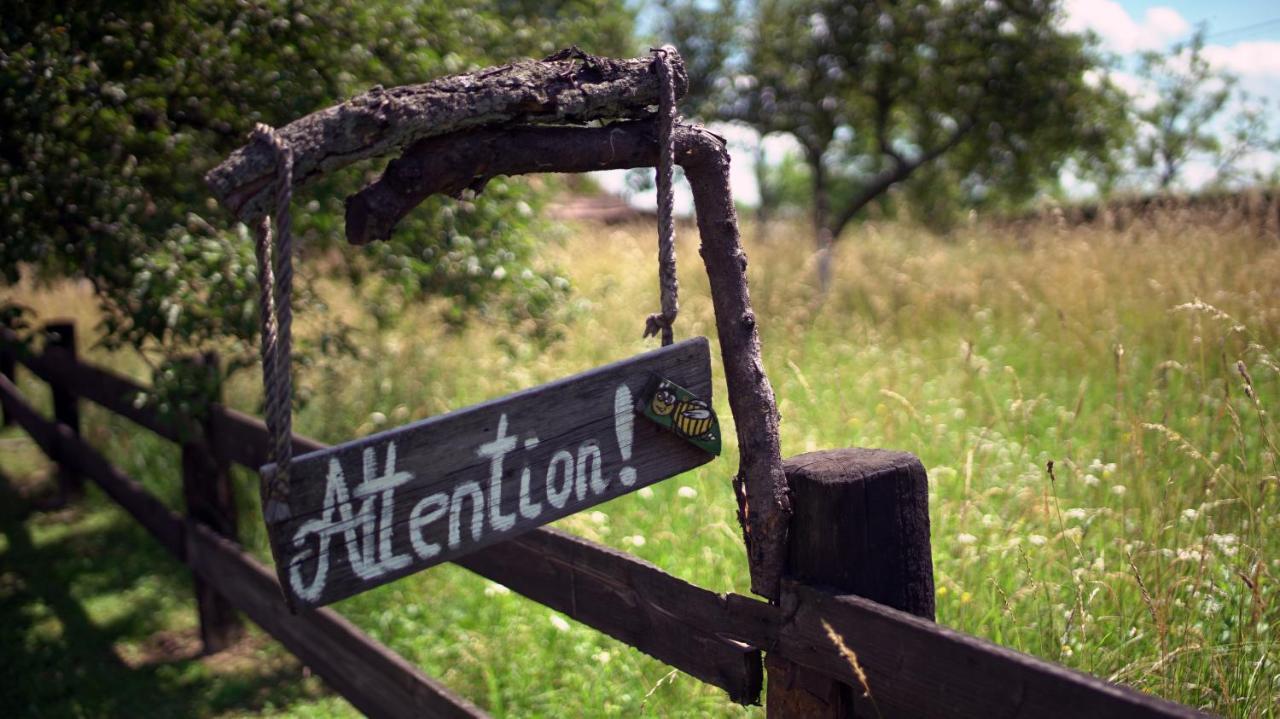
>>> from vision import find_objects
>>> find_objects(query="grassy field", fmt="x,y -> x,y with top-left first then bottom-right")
2,208 -> 1277,717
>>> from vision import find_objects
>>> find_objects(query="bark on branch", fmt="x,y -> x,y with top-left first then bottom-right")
345,121 -> 792,600
205,48 -> 687,222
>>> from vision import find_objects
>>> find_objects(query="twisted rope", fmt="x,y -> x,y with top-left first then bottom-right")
250,123 -> 295,523
644,46 -> 679,347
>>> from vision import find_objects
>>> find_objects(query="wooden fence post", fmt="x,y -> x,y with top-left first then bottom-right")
46,321 -> 85,500
766,448 -> 934,718
180,352 -> 243,653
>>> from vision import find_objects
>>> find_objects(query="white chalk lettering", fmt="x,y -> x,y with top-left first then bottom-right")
285,384 -> 664,602
449,481 -> 485,548
477,414 -> 518,533
614,384 -> 637,486
579,440 -> 607,495
546,449 -> 575,509
288,441 -> 412,601
409,493 -> 449,560
518,436 -> 542,520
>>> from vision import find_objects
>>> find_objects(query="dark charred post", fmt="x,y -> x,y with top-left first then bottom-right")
180,353 -> 243,653
46,321 -> 84,500
766,449 -> 934,718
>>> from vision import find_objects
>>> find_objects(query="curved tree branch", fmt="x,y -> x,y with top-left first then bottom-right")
345,121 -> 792,600
206,49 -> 687,222
828,117 -> 977,240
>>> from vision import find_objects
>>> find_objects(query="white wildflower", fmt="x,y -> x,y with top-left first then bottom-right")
549,614 -> 571,632
1029,534 -> 1048,546
957,533 -> 978,545
677,486 -> 698,499
637,486 -> 655,500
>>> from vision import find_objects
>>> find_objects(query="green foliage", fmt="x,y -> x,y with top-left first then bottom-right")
1132,26 -> 1280,190
664,0 -> 1129,237
0,0 -> 634,392
4,212 -> 1277,716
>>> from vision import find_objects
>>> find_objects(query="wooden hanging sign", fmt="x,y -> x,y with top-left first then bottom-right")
264,337 -> 716,608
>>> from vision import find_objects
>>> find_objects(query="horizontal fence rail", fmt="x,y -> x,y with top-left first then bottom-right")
0,329 -> 1211,718
0,330 -> 762,703
0,372 -> 485,719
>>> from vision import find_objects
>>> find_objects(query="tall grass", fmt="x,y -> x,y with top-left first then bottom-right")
2,211 -> 1276,717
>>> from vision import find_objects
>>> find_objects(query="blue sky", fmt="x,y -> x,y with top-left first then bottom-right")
1111,1 -> 1280,42
605,1 -> 1280,206
1065,0 -> 1280,103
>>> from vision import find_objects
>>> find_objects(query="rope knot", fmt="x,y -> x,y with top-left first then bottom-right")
644,46 -> 680,347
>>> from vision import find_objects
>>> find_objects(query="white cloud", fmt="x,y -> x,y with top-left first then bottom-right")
1203,41 -> 1280,102
1062,0 -> 1190,53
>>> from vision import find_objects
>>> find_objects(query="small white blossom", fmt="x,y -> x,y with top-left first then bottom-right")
677,486 -> 698,499
637,486 -> 655,500
957,533 -> 978,545
483,582 -> 510,597
1029,534 -> 1048,546
549,614 -> 571,632
1111,485 -> 1127,496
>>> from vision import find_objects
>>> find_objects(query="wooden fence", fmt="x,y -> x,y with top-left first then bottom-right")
0,322 -> 1210,718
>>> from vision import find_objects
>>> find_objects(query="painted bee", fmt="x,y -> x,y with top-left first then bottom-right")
649,384 -> 716,441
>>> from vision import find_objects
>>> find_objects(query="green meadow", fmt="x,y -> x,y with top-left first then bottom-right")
2,210 -> 1276,717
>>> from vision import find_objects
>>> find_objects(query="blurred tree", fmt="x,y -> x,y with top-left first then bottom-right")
0,0 -> 633,391
663,0 -> 1126,272
1133,27 -> 1279,190
1133,28 -> 1231,190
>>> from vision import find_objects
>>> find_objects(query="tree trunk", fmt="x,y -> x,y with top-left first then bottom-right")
808,147 -> 834,293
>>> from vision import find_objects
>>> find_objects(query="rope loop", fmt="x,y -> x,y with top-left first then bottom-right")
250,123 -> 296,523
644,46 -> 680,347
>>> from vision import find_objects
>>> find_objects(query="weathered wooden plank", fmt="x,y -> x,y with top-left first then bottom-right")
768,581 -> 1211,719
181,353 -> 245,653
210,373 -> 764,703
46,322 -> 86,501
208,404 -> 326,469
0,373 -> 487,718
2,344 -> 1208,716
457,526 -> 762,704
0,328 -> 182,442
266,337 -> 717,608
0,373 -> 187,559
206,49 -> 687,222
186,523 -> 487,719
